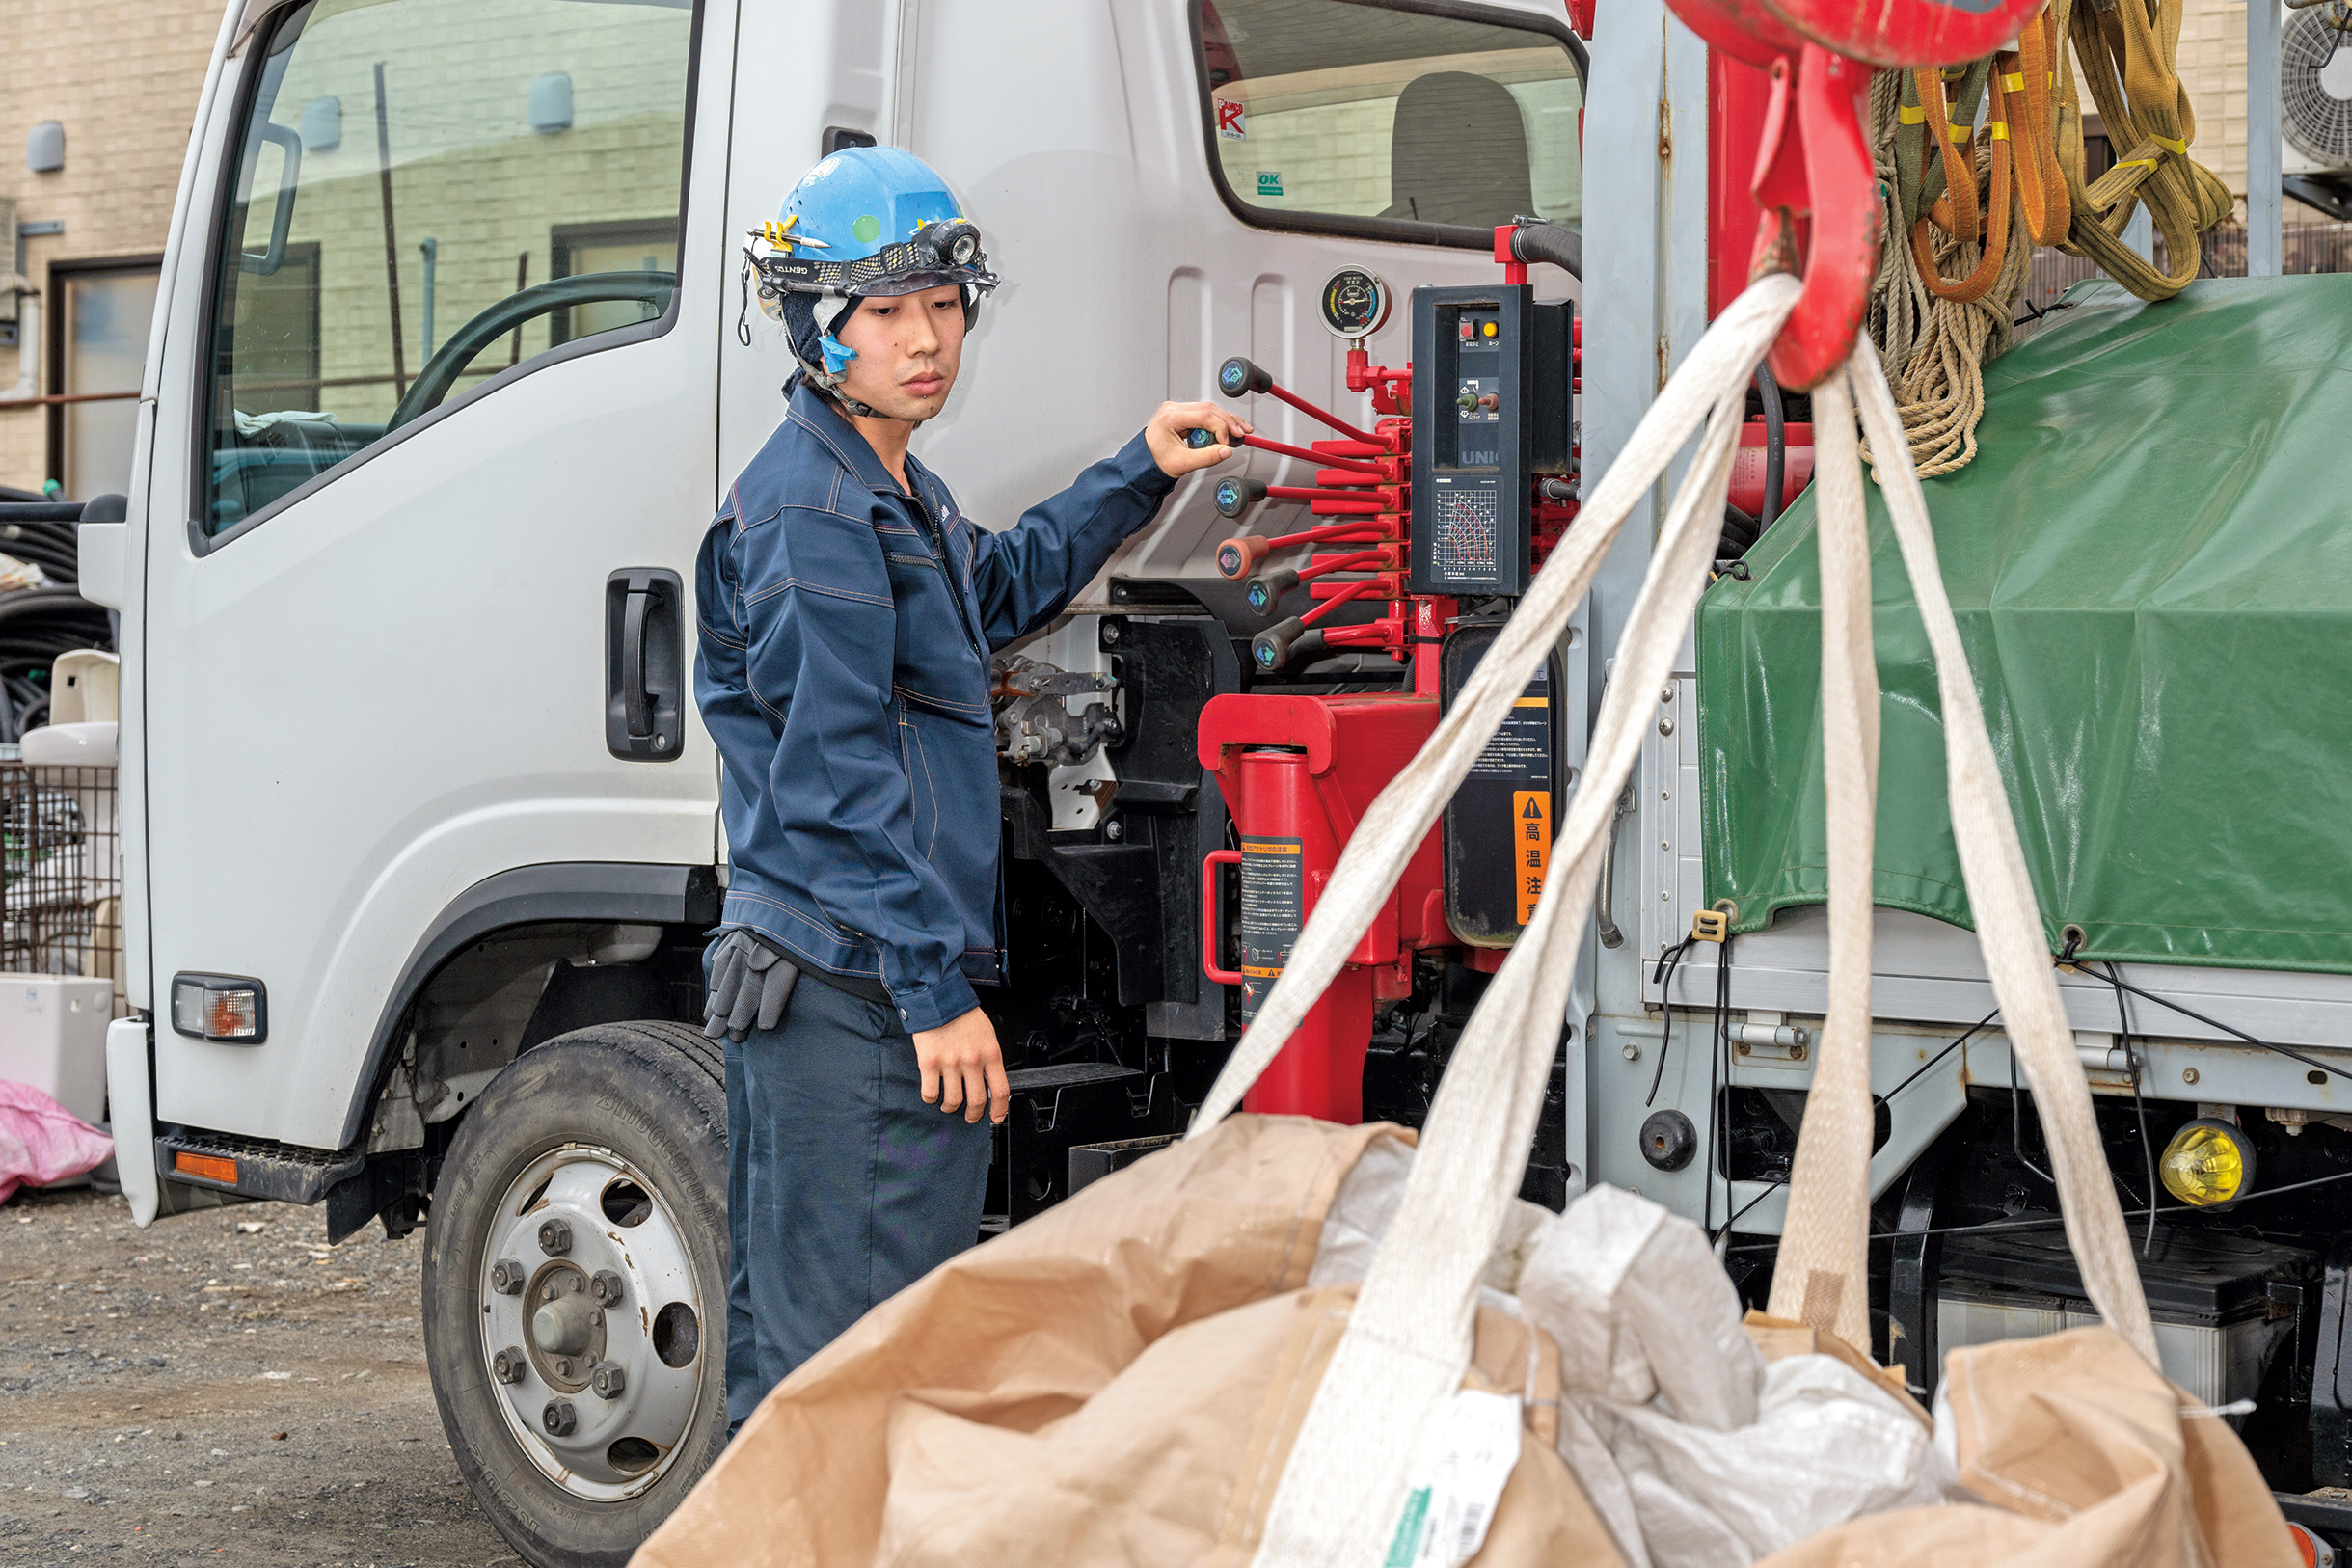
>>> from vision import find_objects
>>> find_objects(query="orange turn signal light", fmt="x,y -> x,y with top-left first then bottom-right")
173,1151 -> 238,1185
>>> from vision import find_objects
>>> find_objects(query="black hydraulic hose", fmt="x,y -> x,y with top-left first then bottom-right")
0,589 -> 108,628
1507,221 -> 1582,281
1754,364 -> 1786,532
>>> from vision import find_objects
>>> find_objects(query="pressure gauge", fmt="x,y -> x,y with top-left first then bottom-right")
1317,266 -> 1392,341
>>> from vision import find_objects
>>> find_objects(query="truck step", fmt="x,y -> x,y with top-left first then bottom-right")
154,1127 -> 365,1204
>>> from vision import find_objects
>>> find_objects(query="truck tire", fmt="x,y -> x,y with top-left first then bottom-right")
421,1020 -> 727,1568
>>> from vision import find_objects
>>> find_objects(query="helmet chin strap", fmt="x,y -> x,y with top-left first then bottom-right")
806,293 -> 895,420
801,285 -> 981,425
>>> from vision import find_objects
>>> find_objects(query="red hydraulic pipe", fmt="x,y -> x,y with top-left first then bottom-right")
1300,576 -> 1386,626
1316,466 -> 1399,488
1294,549 -> 1388,584
1344,347 -> 1411,415
1243,432 -> 1385,477
1265,485 -> 1400,519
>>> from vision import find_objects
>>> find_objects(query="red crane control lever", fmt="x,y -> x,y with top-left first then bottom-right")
1216,357 -> 1384,446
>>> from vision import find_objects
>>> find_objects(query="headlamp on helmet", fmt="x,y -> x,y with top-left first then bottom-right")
917,219 -> 981,270
740,217 -> 998,311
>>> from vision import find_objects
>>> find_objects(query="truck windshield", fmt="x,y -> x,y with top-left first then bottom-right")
1197,0 -> 1582,241
201,0 -> 695,536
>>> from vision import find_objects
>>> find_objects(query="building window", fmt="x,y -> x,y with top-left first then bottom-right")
549,219 -> 681,347
1194,0 -> 1583,246
49,260 -> 161,503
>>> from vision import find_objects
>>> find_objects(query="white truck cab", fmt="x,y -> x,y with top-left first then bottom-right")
91,1 -> 1586,1559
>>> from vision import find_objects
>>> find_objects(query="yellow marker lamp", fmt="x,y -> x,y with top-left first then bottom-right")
2159,1117 -> 2255,1208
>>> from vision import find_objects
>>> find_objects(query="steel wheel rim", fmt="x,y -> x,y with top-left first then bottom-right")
477,1143 -> 707,1500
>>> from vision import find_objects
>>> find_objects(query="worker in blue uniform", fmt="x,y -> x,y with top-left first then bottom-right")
693,146 -> 1250,1428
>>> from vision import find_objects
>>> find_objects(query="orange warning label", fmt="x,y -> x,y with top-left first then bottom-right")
1513,790 -> 1551,923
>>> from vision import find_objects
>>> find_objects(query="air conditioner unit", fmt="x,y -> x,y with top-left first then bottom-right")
2283,0 -> 2352,216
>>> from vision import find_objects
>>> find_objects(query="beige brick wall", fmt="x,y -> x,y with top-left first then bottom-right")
2176,0 -> 2257,216
0,0 -> 220,493
0,0 -> 691,502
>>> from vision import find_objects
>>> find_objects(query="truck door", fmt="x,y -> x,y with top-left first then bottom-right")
140,0 -> 724,1149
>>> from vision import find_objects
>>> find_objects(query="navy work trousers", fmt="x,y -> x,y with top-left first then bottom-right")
722,973 -> 991,1430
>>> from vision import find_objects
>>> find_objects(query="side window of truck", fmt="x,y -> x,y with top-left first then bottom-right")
199,0 -> 698,540
1194,0 -> 1582,244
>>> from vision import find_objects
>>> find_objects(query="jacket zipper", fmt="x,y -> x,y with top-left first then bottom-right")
910,493 -> 987,665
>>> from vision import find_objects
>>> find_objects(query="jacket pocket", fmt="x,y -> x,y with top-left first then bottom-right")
896,697 -> 941,858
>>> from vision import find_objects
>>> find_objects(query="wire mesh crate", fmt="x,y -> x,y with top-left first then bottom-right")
0,763 -> 122,1014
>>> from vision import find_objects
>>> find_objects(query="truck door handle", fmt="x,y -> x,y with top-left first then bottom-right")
606,569 -> 684,762
622,581 -> 653,739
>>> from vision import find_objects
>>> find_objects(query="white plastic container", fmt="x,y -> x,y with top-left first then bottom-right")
0,974 -> 116,1124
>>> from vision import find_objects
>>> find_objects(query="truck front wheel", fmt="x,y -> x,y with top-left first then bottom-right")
421,1021 -> 728,1568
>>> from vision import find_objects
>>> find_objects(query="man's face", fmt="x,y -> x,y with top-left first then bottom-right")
831,284 -> 967,421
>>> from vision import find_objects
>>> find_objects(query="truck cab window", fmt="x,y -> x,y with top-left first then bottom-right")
202,0 -> 695,537
1196,0 -> 1582,243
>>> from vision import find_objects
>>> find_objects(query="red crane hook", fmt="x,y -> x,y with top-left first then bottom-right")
1656,0 -> 2048,388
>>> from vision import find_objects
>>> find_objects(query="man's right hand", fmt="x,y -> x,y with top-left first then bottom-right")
913,1008 -> 1010,1124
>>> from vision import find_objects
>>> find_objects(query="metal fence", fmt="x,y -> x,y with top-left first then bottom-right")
2022,223 -> 2352,330
0,764 -> 122,1014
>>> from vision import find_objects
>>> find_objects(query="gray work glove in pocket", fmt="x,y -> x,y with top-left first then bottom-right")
703,929 -> 799,1041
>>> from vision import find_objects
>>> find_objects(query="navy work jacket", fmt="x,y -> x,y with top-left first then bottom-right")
695,379 -> 1176,1034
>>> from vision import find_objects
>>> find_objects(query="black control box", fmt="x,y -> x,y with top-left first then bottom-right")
1408,284 -> 1574,598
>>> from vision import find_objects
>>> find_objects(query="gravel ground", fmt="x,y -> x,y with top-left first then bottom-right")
0,1183 -> 515,1566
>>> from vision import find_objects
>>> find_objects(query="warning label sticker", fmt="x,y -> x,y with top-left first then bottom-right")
1513,789 -> 1551,924
1238,837 -> 1303,1022
1443,655 -> 1554,944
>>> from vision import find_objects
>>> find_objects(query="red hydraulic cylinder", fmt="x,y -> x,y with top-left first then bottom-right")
1198,693 -> 1447,1123
1225,748 -> 1374,1121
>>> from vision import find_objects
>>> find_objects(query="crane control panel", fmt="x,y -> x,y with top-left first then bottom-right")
1191,238 -> 1583,1125
1409,284 -> 1574,599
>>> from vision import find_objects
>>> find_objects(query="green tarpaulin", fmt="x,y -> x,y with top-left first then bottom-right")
1696,276 -> 2352,974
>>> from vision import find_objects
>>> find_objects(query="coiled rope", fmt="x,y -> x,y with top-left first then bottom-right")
1864,0 -> 2230,476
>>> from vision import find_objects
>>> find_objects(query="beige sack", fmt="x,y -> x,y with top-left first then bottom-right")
631,1114 -> 1624,1568
1757,1325 -> 2294,1568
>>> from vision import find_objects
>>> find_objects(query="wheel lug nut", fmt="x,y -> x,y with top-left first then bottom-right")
542,1398 -> 577,1437
590,1269 -> 625,1308
555,1357 -> 575,1379
491,1347 -> 527,1385
490,1259 -> 527,1295
537,1218 -> 572,1256
590,1361 -> 626,1399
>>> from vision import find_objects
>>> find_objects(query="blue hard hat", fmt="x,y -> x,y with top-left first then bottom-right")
742,146 -> 1000,387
